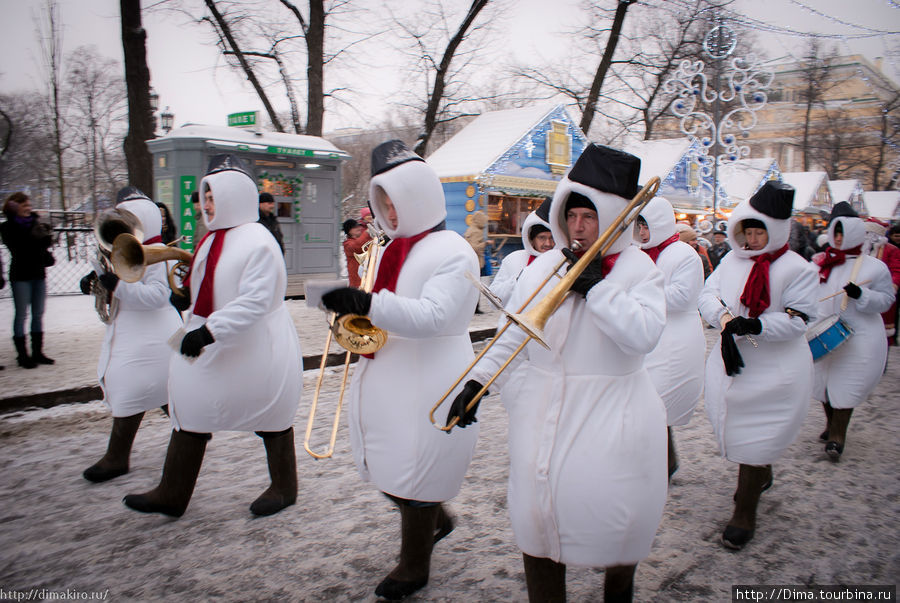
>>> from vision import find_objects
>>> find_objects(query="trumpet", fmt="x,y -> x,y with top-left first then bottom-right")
303,225 -> 388,459
429,176 -> 661,431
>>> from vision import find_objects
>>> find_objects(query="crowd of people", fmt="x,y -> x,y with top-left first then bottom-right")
1,137 -> 898,601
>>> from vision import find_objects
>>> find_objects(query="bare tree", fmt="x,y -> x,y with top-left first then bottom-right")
120,0 -> 156,195
35,0 -> 68,209
279,0 -> 326,135
0,93 -> 59,200
795,39 -> 844,171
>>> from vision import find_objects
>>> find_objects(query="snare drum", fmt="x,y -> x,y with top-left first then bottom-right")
806,315 -> 853,361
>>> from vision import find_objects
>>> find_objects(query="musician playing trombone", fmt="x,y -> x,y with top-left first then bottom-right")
811,202 -> 893,461
80,187 -> 183,483
448,144 -> 668,603
697,182 -> 818,551
124,154 -> 302,519
320,140 -> 480,601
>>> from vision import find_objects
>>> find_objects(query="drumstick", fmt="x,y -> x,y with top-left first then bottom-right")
716,297 -> 759,348
819,280 -> 872,302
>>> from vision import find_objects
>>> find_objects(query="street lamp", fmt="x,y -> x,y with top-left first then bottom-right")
149,89 -> 159,111
160,107 -> 174,134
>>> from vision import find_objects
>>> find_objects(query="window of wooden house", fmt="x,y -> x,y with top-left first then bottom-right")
486,194 -> 545,237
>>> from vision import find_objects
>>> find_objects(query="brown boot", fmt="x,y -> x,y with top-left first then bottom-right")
522,553 -> 566,603
250,427 -> 298,516
825,408 -> 853,461
375,501 -> 439,600
83,412 -> 145,482
605,564 -> 637,603
667,426 -> 679,481
722,464 -> 770,550
123,429 -> 209,518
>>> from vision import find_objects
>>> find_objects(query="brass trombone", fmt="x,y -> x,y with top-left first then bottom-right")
304,226 -> 387,459
429,176 -> 661,431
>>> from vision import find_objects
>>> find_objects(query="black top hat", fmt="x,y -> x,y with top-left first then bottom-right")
206,154 -> 254,181
535,197 -> 552,223
828,201 -> 858,222
567,144 -> 641,200
749,181 -> 794,220
116,186 -> 151,205
343,218 -> 360,235
371,140 -> 424,177
259,192 -> 275,204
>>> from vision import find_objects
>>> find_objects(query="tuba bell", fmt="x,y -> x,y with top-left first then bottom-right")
91,209 -> 145,323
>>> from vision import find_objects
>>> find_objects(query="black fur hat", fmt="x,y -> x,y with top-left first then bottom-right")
535,197 -> 552,222
749,181 -> 794,220
371,140 -> 423,177
567,144 -> 641,200
828,201 -> 858,223
206,154 -> 254,180
116,186 -> 151,205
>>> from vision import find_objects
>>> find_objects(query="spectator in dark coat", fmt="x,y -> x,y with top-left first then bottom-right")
257,192 -> 285,254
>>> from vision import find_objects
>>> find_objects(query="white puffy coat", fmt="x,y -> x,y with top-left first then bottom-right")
97,198 -> 183,417
490,210 -> 551,306
812,216 -> 894,409
168,169 -> 301,433
698,200 -> 818,465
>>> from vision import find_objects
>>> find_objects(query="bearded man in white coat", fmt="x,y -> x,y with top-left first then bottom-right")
489,197 -> 555,306
811,202 -> 893,461
80,187 -> 183,483
124,154 -> 302,518
448,144 -> 667,603
635,196 -> 705,480
698,181 -> 818,551
320,140 -> 479,601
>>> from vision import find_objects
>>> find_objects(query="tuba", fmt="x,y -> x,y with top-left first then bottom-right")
92,209 -> 144,323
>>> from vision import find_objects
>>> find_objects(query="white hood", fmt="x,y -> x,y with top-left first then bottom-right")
548,177 -> 634,256
828,216 -> 866,250
117,198 -> 162,243
369,160 -> 446,239
636,196 -> 676,249
199,169 -> 260,231
521,210 -> 552,256
726,199 -> 791,259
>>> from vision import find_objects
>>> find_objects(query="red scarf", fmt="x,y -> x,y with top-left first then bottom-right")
144,235 -> 162,245
739,244 -> 789,318
816,245 -> 861,283
192,230 -> 229,318
372,231 -> 431,294
527,254 -> 537,266
643,233 -> 681,264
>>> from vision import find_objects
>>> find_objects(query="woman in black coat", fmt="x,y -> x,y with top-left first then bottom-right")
0,192 -> 55,368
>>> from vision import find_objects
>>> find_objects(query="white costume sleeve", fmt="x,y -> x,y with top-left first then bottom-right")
369,248 -> 475,338
204,244 -> 281,341
584,268 -> 667,356
758,263 -> 818,342
850,261 -> 894,314
489,253 -> 522,307
665,252 -> 704,313
698,265 -> 727,326
113,262 -> 172,311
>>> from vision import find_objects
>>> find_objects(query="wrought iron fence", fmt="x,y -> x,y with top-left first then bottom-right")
1,212 -> 96,299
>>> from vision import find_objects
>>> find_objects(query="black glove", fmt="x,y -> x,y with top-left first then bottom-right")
844,282 -> 862,299
170,286 -> 191,312
723,316 -> 762,336
79,271 -> 97,295
446,379 -> 487,431
180,325 -> 215,358
561,247 -> 580,266
321,287 -> 372,316
721,332 -> 745,377
98,272 -> 119,292
568,256 -> 605,298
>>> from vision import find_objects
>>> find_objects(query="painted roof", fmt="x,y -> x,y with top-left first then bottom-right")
863,190 -> 900,219
151,124 -> 349,156
781,171 -> 830,210
622,138 -> 694,184
828,179 -> 863,203
427,103 -> 566,178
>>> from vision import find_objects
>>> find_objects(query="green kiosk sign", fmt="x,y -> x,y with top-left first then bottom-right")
227,111 -> 259,127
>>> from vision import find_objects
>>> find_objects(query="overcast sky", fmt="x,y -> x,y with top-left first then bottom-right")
0,0 -> 897,134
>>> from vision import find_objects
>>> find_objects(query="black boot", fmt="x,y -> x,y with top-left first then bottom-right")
375,501 -> 439,601
434,503 -> 455,544
605,564 -> 637,603
30,331 -> 54,365
250,427 -> 298,516
123,429 -> 209,518
722,464 -> 769,550
83,413 -> 145,482
667,426 -> 679,481
13,336 -> 36,369
826,408 -> 853,461
522,553 -> 566,603
820,401 -> 834,441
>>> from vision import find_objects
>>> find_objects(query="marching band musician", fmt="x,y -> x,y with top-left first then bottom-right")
636,196 -> 705,480
448,144 -> 668,603
698,181 -> 818,551
489,197 -> 555,306
320,140 -> 480,601
812,203 -> 893,461
80,187 -> 182,483
124,154 -> 302,518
